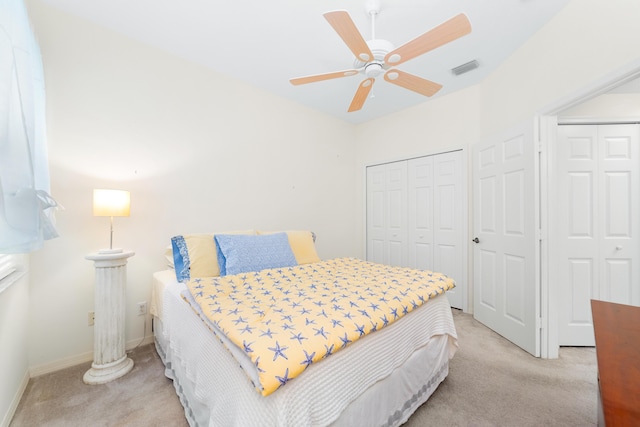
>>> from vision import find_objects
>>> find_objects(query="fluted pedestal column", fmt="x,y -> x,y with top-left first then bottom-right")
84,250 -> 135,385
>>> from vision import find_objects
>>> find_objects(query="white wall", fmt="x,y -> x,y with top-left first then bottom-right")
479,0 -> 640,135
25,1 -> 357,371
559,93 -> 640,119
0,258 -> 29,427
354,0 -> 640,304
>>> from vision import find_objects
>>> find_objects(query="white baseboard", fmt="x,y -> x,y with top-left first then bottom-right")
1,369 -> 29,427
29,350 -> 94,377
29,334 -> 156,378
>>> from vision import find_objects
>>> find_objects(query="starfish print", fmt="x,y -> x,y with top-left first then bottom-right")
260,328 -> 276,338
239,324 -> 255,335
232,316 -> 247,325
339,333 -> 352,348
300,350 -> 316,369
313,326 -> 329,339
276,368 -> 291,387
380,315 -> 389,327
268,341 -> 289,361
323,344 -> 335,358
290,332 -> 307,344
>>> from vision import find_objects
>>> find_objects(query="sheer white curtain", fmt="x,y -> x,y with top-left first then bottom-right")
0,0 -> 59,254
0,254 -> 16,281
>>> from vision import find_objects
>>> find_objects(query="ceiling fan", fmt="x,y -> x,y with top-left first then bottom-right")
290,4 -> 472,112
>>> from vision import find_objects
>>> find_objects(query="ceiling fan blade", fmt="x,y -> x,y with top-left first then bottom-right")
348,78 -> 374,112
385,13 -> 472,67
290,69 -> 360,86
324,10 -> 374,62
384,69 -> 442,97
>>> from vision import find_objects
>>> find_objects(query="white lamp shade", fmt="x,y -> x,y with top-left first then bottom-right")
93,189 -> 130,217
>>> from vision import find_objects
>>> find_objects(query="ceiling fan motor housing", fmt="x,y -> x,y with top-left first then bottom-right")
353,39 -> 394,73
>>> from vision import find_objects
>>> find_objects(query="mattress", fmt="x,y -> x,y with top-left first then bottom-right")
153,268 -> 458,426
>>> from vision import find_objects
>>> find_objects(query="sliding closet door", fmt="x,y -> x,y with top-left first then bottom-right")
432,151 -> 464,309
406,151 -> 465,309
366,161 -> 408,266
367,151 -> 466,309
407,156 -> 434,270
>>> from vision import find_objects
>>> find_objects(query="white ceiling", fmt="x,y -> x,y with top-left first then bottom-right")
38,0 -> 573,124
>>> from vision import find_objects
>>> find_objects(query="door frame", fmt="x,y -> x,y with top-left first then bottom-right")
362,145 -> 470,312
539,59 -> 640,358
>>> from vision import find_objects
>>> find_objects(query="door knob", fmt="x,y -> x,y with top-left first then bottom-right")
472,237 -> 480,244
615,245 -> 623,251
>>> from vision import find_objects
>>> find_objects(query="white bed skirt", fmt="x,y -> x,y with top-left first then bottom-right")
154,272 -> 457,427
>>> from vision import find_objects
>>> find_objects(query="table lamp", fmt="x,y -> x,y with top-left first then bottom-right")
93,189 -> 130,254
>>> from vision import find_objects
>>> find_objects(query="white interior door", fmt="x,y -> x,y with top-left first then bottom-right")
473,120 -> 539,356
556,124 -> 640,346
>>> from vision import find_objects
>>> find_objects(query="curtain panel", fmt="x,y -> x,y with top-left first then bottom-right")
0,0 -> 58,253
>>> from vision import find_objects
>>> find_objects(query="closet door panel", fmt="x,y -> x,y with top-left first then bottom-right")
366,162 -> 407,267
434,151 -> 464,309
408,156 -> 434,270
386,162 -> 408,266
366,166 -> 387,265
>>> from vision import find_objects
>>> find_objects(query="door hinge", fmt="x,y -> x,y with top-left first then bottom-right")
536,229 -> 544,241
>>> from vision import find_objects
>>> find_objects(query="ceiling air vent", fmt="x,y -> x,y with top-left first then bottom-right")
451,59 -> 479,76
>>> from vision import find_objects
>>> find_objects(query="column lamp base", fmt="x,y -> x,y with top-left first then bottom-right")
83,355 -> 134,385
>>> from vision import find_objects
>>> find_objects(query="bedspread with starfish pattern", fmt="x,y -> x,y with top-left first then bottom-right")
183,257 -> 455,396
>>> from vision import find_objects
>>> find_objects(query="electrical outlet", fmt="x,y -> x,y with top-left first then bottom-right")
137,301 -> 147,316
88,311 -> 95,326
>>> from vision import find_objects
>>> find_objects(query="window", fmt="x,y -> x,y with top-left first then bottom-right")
0,0 -> 59,254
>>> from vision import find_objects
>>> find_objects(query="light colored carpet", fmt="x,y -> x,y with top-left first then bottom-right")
10,344 -> 188,427
10,310 -> 597,426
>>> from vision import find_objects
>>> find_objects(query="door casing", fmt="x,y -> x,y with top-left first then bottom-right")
539,59 -> 640,358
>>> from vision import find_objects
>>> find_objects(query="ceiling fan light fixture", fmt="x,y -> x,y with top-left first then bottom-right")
365,62 -> 384,78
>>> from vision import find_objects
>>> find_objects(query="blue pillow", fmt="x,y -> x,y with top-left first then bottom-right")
171,235 -> 190,282
214,232 -> 298,276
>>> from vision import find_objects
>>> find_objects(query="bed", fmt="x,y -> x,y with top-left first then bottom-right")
150,230 -> 458,427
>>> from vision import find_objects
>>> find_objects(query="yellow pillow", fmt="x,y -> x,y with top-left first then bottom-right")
258,230 -> 321,265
